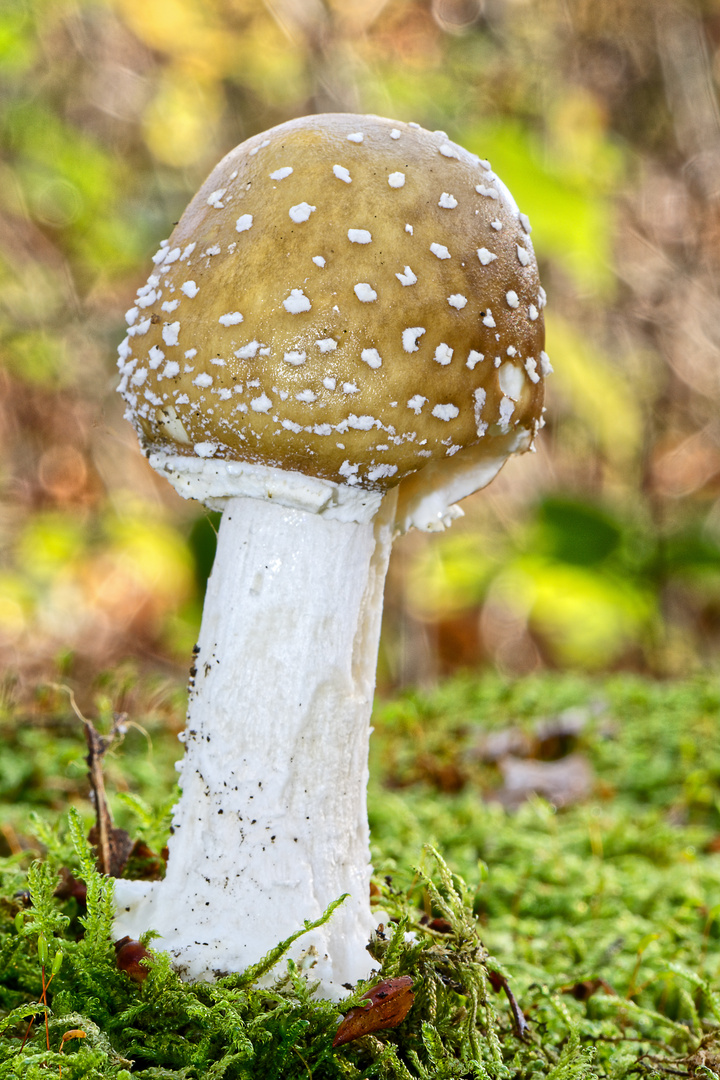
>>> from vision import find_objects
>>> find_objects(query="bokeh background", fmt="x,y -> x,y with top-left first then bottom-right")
2,0 -> 720,704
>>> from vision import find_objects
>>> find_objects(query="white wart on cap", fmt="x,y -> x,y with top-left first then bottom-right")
117,114 -> 547,494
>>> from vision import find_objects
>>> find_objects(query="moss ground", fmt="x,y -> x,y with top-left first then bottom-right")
0,670 -> 718,1077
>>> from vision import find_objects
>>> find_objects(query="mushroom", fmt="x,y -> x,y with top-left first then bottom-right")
114,114 -> 549,997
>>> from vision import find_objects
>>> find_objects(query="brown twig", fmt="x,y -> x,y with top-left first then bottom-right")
18,967 -> 57,1052
50,685 -> 134,876
488,970 -> 528,1039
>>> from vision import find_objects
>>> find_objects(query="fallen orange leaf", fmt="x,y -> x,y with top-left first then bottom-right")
332,976 -> 414,1048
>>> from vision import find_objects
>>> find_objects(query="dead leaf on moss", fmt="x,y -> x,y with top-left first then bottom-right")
332,976 -> 414,1048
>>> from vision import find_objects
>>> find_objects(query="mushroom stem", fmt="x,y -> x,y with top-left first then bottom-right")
114,490 -> 397,997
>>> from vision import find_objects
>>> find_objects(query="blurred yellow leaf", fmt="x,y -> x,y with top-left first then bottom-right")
0,573 -> 32,641
465,119 -> 620,294
15,514 -> 87,584
142,70 -> 222,167
495,556 -> 654,669
114,0 -> 232,69
104,512 -> 194,604
406,534 -> 499,619
547,313 -> 643,468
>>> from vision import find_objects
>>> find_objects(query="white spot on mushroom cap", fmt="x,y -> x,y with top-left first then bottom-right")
430,243 -> 451,259
405,223 -> 413,234
538,286 -> 547,309
434,343 -> 453,365
499,396 -> 515,429
195,442 -> 218,457
181,242 -> 196,260
125,307 -> 139,326
185,348 -> 197,359
491,220 -> 503,231
323,376 -> 336,390
284,350 -> 307,365
506,291 -> 520,309
282,418 -> 302,433
361,348 -> 382,368
193,373 -> 213,388
181,280 -> 199,298
284,289 -> 311,313
348,229 -> 372,244
312,255 -> 326,267
368,464 -> 398,482
270,166 -> 293,180
342,382 -> 359,394
473,387 -> 487,433
482,312 -> 496,328
296,389 -> 317,402
333,164 -> 352,183
438,192 -> 458,208
219,311 -> 243,326
388,172 -> 405,188
316,338 -> 337,353
476,184 -> 499,199
129,317 -> 151,338
525,357 -> 540,384
517,244 -> 531,266
347,132 -> 364,142
162,321 -> 180,346
477,248 -> 497,265
164,248 -> 181,265
529,304 -> 539,321
207,189 -> 226,208
467,350 -> 484,369
251,393 -> 273,412
432,403 -> 460,420
407,395 -> 427,414
403,327 -> 425,352
161,299 -> 179,313
439,142 -> 459,159
354,283 -> 377,302
289,202 -> 316,223
448,294 -> 467,309
539,350 -> 553,376
136,290 -> 157,309
148,345 -> 164,369
396,265 -> 417,286
347,414 -> 377,430
520,212 -> 532,233
249,139 -> 270,156
235,341 -> 260,359
160,360 -> 180,379
236,214 -> 253,233
499,362 -> 525,401
390,128 -> 401,139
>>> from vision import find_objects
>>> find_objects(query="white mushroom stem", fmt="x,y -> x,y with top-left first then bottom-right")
114,489 -> 397,998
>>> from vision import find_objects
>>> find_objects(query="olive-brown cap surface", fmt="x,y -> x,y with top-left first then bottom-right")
117,113 -> 549,495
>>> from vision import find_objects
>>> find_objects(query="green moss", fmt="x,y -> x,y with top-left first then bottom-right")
0,672 -> 718,1076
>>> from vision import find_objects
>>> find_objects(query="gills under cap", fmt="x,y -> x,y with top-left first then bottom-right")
117,113 -> 549,513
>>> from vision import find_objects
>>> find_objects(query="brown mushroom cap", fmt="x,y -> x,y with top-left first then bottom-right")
117,113 -> 548,494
